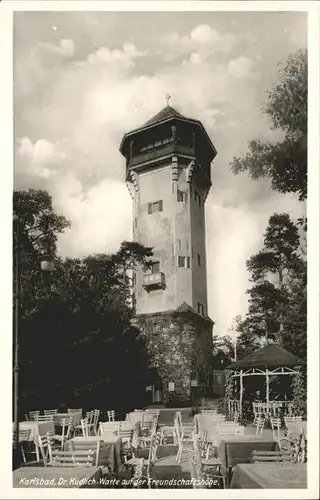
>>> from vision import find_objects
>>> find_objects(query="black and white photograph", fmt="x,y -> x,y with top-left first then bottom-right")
1,0 -> 319,497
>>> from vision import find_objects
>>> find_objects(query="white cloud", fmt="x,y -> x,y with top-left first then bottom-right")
54,176 -> 132,258
228,56 -> 257,79
14,14 -> 307,335
191,24 -> 219,44
162,24 -> 239,60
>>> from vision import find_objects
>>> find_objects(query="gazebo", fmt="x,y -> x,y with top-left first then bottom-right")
225,344 -> 304,417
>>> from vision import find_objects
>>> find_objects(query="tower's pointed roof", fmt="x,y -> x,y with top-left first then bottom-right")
144,105 -> 185,126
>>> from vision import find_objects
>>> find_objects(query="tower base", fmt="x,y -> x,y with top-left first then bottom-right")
133,302 -> 214,406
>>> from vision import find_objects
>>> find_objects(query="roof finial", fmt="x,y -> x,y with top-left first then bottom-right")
165,93 -> 171,107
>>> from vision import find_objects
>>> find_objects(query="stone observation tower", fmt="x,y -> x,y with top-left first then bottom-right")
120,101 -> 217,404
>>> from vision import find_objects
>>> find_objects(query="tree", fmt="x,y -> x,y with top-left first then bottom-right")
14,189 -> 153,416
230,49 -> 307,200
233,213 -> 306,360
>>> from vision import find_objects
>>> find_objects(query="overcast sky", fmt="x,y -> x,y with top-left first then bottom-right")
13,9 -> 307,335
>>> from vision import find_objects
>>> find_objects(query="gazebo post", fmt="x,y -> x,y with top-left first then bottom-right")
239,369 -> 243,417
266,368 -> 270,413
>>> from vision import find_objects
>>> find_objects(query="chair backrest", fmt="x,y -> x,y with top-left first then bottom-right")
44,409 -> 58,416
85,410 -> 94,425
119,422 -> 134,443
50,449 -> 95,467
252,449 -> 293,463
146,430 -> 161,475
13,428 -> 32,444
68,440 -> 101,467
107,410 -> 116,422
34,414 -> 54,422
93,409 -> 100,429
270,417 -> 282,441
80,418 -> 90,437
24,414 -> 30,421
99,421 -> 120,436
29,410 -> 40,420
145,409 -> 160,417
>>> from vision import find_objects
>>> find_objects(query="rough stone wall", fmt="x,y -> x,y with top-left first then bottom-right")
134,311 -> 213,404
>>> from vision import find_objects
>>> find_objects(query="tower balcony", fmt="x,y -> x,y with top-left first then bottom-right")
128,143 -> 195,170
143,272 -> 166,290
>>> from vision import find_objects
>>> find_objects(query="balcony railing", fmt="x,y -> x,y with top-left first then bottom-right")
143,272 -> 166,290
129,143 -> 195,168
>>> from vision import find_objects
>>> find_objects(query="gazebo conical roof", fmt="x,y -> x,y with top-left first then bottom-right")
226,344 -> 303,370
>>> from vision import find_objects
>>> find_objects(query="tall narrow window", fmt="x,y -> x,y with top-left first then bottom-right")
194,191 -> 201,206
197,253 -> 201,266
178,256 -> 191,268
178,256 -> 186,268
151,261 -> 160,273
177,190 -> 188,203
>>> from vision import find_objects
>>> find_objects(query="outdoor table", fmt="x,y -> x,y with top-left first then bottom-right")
229,462 -> 307,489
126,412 -> 143,425
217,435 -> 278,486
53,412 -> 81,426
16,421 -> 55,442
67,435 -> 122,472
13,466 -> 102,488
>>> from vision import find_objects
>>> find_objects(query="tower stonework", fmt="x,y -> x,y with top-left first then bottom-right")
120,105 -> 217,404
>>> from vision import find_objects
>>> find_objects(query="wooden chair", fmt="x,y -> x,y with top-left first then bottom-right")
44,409 -> 58,417
174,416 -> 193,464
189,449 -> 225,489
107,410 -> 116,422
176,411 -> 194,438
139,418 -> 157,448
141,412 -> 156,433
252,449 -> 294,463
99,421 -> 120,436
67,440 -> 101,467
35,432 -> 54,466
13,429 -> 32,464
88,409 -> 100,435
52,417 -> 73,448
125,431 -> 161,488
119,422 -> 133,448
